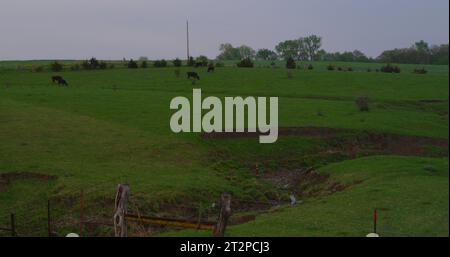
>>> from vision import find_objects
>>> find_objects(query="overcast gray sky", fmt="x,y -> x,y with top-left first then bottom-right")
0,0 -> 448,60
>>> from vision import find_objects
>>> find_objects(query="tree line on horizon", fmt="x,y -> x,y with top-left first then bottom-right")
216,36 -> 449,65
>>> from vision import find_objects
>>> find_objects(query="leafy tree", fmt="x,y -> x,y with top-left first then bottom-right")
302,35 -> 322,61
217,43 -> 241,60
256,49 -> 278,60
275,40 -> 301,60
237,45 -> 256,59
140,60 -> 148,68
196,55 -> 209,66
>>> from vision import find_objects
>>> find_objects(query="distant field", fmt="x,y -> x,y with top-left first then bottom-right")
0,61 -> 448,236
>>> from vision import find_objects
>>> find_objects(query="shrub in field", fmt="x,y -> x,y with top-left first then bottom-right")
99,61 -> 108,69
355,96 -> 369,112
173,58 -> 182,67
286,57 -> 296,69
337,67 -> 343,71
154,59 -> 167,68
307,64 -> 314,70
327,64 -> 335,71
108,63 -> 115,69
80,57 -> 106,70
270,61 -> 276,68
32,65 -> 44,72
50,61 -> 63,72
196,55 -> 209,67
347,67 -> 353,72
237,58 -> 254,68
380,64 -> 401,73
413,68 -> 427,74
70,64 -> 80,71
375,69 -> 380,72
127,59 -> 138,69
81,60 -> 90,70
88,57 -> 100,69
140,60 -> 148,68
367,68 -> 372,72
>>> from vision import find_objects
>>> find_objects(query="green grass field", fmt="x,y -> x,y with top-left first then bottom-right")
0,62 -> 448,236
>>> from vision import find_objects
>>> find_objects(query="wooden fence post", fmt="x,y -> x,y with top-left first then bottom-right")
47,199 -> 52,237
114,184 -> 130,237
79,190 -> 84,237
10,213 -> 16,237
213,193 -> 232,237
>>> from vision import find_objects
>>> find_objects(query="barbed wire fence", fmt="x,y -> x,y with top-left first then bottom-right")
0,178 -> 289,237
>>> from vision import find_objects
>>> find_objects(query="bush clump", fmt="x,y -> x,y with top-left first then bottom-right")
127,59 -> 138,69
140,60 -> 148,68
237,58 -> 254,68
413,68 -> 427,74
286,57 -> 296,69
173,58 -> 182,67
355,96 -> 370,112
307,64 -> 314,70
380,64 -> 401,73
32,65 -> 44,72
99,61 -> 108,69
347,67 -> 353,72
81,57 -> 107,70
50,61 -> 63,72
70,64 -> 80,71
196,56 -> 209,67
154,59 -> 167,68
327,64 -> 335,71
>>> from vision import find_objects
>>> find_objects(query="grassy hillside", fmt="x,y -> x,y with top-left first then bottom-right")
0,62 -> 448,236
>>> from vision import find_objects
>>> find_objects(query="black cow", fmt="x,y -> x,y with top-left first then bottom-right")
51,76 -> 63,83
58,79 -> 68,86
187,72 -> 200,80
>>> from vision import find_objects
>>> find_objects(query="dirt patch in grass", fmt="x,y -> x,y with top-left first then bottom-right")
201,127 -> 345,139
254,167 -> 354,200
0,171 -> 57,192
202,127 -> 448,157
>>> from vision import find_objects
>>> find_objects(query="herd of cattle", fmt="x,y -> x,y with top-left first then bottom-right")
50,65 -> 214,86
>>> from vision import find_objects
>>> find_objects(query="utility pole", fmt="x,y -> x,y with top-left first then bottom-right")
186,20 -> 190,61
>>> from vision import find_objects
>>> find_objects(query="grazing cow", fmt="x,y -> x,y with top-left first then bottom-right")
207,66 -> 215,73
51,75 -> 63,83
187,72 -> 200,80
58,79 -> 68,86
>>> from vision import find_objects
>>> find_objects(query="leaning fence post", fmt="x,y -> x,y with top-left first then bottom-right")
114,184 -> 130,237
10,213 -> 16,237
213,193 -> 232,237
